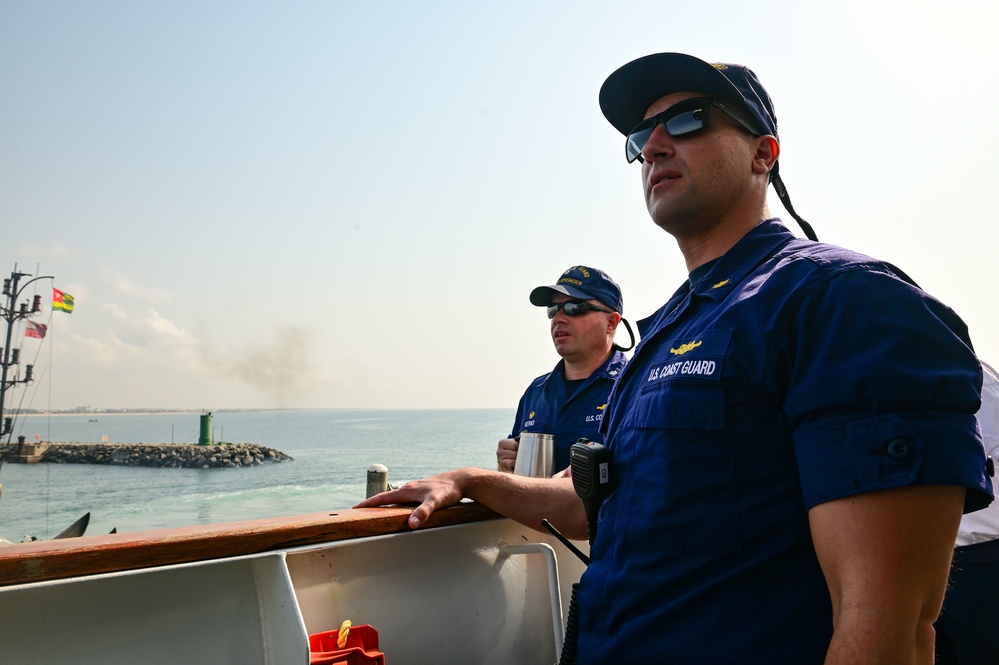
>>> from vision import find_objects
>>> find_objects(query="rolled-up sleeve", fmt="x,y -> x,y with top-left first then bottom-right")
783,266 -> 992,512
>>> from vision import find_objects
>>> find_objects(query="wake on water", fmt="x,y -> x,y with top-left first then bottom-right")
0,408 -> 509,540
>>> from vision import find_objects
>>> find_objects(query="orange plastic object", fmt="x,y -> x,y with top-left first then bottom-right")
309,624 -> 385,665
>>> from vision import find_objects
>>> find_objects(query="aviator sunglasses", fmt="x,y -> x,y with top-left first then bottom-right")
625,96 -> 760,163
547,300 -> 614,319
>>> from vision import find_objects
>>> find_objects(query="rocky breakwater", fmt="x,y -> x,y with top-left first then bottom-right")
42,443 -> 293,469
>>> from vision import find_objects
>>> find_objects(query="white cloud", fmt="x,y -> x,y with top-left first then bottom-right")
98,266 -> 172,301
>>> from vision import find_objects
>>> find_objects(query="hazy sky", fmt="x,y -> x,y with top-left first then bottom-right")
1,0 -> 996,411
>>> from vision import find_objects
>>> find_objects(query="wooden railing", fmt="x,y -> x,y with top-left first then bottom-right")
0,502 -> 499,587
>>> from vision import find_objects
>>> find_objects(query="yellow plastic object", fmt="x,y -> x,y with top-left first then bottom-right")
337,620 -> 351,649
309,623 -> 385,665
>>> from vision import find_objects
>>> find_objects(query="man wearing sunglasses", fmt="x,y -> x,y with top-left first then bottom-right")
358,53 -> 991,664
578,53 -> 990,664
496,265 -> 630,474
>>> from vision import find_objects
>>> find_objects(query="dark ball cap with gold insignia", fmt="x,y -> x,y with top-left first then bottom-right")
598,52 -> 818,242
529,265 -> 624,314
598,52 -> 777,140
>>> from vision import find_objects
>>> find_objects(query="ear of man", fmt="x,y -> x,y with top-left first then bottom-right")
752,136 -> 780,176
606,311 -> 622,335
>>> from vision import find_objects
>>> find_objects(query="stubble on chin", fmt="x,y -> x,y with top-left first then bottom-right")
646,189 -> 702,238
643,162 -> 698,236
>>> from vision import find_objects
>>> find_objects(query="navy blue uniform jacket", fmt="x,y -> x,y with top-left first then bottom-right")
511,349 -> 627,472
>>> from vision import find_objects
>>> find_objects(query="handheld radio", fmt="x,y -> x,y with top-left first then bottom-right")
547,438 -> 613,665
569,438 -> 612,545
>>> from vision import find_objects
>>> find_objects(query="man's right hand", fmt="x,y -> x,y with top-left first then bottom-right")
354,470 -> 468,529
354,467 -> 587,539
497,437 -> 519,472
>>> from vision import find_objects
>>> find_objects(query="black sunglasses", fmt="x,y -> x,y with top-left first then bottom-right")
547,300 -> 614,319
625,96 -> 760,164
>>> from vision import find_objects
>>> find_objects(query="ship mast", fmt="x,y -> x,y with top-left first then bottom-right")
0,267 -> 52,446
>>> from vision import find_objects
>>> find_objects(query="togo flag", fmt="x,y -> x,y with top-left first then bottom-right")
52,288 -> 75,313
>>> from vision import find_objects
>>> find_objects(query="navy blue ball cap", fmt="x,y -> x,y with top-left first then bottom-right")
599,53 -> 819,242
599,52 -> 778,140
529,265 -> 624,314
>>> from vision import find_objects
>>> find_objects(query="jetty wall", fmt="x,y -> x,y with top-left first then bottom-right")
39,443 -> 292,469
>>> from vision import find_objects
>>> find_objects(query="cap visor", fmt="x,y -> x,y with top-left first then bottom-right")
529,285 -> 592,306
599,52 -> 747,135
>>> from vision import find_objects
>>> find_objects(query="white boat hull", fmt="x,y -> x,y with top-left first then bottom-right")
0,505 -> 586,664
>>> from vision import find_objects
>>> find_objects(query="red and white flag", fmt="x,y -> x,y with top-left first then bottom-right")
25,321 -> 47,339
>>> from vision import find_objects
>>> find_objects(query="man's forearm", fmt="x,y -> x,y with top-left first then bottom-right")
459,468 -> 587,539
824,608 -> 937,664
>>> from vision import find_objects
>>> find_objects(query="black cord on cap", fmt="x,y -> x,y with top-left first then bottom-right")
771,162 -> 817,241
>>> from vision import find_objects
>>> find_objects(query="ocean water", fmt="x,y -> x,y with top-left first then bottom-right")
0,408 -> 511,541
